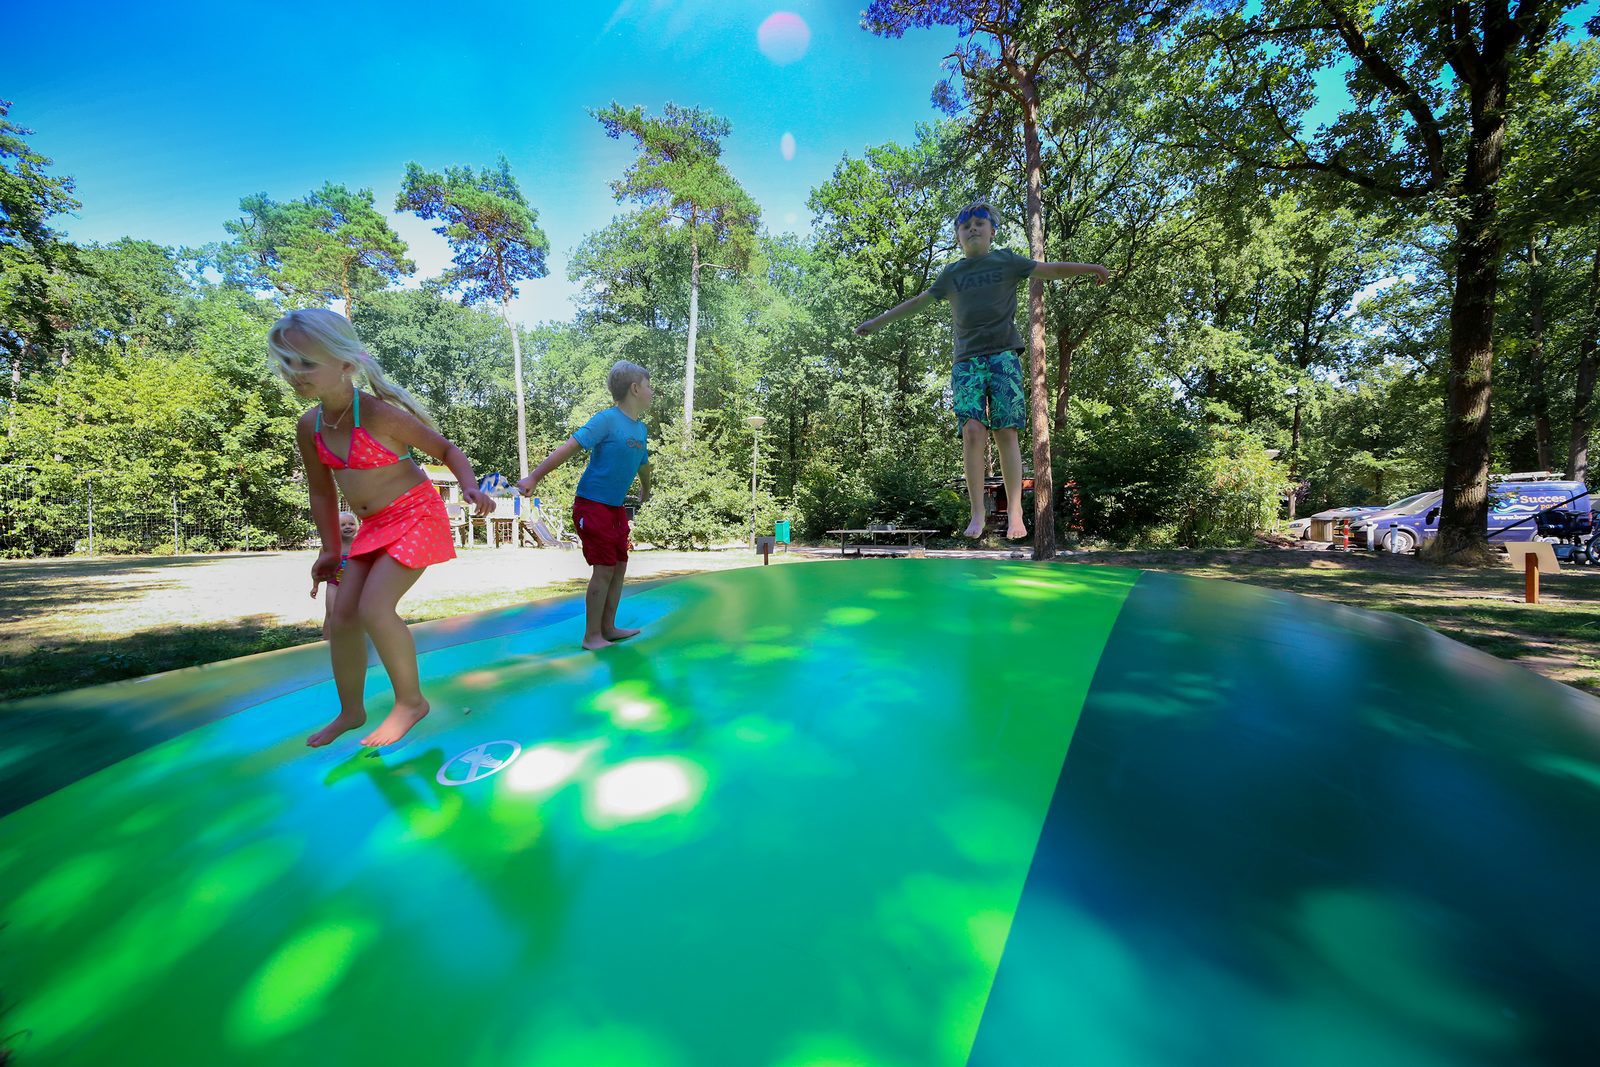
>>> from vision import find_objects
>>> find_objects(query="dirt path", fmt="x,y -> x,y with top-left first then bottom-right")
3,546 -> 797,642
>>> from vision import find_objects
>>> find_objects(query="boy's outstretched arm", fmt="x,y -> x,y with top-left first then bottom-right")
517,438 -> 583,496
1034,262 -> 1110,284
855,290 -> 935,336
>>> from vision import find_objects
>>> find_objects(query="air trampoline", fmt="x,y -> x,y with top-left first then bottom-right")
2,559 -> 1597,1065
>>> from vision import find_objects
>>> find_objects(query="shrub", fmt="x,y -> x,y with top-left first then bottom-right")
1066,402 -> 1207,542
88,536 -> 142,556
629,425 -> 750,549
1177,436 -> 1291,547
794,461 -> 874,538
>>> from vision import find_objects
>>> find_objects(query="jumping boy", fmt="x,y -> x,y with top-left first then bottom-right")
517,361 -> 653,650
855,201 -> 1107,540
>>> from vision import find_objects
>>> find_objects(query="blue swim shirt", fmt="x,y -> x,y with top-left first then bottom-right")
572,406 -> 650,506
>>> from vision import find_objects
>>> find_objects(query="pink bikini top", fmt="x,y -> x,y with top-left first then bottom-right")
315,392 -> 407,470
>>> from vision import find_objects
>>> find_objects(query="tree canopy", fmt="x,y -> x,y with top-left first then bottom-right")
3,7 -> 1597,559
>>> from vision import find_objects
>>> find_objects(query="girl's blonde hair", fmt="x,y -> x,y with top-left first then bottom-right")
267,308 -> 437,431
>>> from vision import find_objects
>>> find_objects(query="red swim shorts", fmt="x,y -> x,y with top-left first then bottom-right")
348,481 -> 457,569
572,495 -> 631,566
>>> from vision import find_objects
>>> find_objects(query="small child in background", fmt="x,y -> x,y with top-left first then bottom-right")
317,510 -> 360,641
517,361 -> 653,650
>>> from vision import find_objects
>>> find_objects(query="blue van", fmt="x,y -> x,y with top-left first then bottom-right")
1354,476 -> 1591,554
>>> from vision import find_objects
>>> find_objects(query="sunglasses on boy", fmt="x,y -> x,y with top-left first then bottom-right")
956,206 -> 994,226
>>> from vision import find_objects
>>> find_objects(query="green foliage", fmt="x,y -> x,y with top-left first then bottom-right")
1066,399 -> 1208,542
795,461 -> 875,537
351,289 -> 519,474
7,18 -> 1600,561
1177,435 -> 1292,548
217,183 -> 413,312
0,99 -> 83,371
629,422 -> 752,549
592,102 -> 762,271
791,445 -> 961,538
0,344 -> 307,556
591,102 -> 763,433
396,157 -> 549,307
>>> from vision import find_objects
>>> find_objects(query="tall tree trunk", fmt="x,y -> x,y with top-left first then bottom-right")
1288,397 -> 1304,519
896,341 -> 911,423
684,233 -> 702,441
788,397 -> 798,496
1526,238 -> 1553,472
1567,236 -> 1600,483
1287,285 -> 1317,521
1053,324 -> 1073,439
501,291 -> 529,478
1437,72 -> 1509,558
1020,85 -> 1055,560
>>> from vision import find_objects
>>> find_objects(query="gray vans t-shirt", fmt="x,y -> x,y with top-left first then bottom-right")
928,248 -> 1040,363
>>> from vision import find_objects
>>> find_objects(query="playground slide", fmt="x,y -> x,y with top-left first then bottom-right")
524,518 -> 574,548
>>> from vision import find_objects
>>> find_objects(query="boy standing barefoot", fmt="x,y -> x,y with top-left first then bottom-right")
518,361 -> 653,650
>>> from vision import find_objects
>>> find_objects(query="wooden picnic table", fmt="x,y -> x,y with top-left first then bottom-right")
826,527 -> 939,557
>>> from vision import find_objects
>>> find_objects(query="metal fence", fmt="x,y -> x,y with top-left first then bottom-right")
0,466 -> 312,558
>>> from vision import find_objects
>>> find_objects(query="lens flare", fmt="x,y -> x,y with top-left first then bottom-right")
757,12 -> 811,65
592,758 -> 703,822
506,742 -> 601,794
780,132 -> 796,161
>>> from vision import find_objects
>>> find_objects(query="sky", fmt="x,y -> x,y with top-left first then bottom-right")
13,1 -> 1596,329
9,1 -> 966,325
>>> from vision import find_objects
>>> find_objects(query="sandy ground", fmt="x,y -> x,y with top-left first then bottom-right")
3,545 -> 822,643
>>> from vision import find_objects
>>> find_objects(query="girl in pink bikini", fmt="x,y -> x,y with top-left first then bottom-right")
269,308 -> 494,748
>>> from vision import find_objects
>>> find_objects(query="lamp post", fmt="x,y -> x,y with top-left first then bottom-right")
745,415 -> 766,546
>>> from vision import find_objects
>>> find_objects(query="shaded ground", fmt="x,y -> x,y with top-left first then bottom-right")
0,547 -> 800,702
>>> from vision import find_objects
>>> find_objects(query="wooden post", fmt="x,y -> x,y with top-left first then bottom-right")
756,535 -> 775,566
1506,541 -> 1556,603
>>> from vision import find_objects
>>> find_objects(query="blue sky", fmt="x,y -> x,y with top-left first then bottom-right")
13,1 -> 1596,327
10,1 -> 965,324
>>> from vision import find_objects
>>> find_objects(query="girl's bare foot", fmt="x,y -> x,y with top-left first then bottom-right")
308,709 -> 366,747
603,626 -> 641,641
1005,520 -> 1028,540
963,517 -> 986,538
360,698 -> 429,747
582,635 -> 614,651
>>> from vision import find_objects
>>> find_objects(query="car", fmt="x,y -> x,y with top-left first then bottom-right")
1342,491 -> 1444,551
1304,501 -> 1399,542
1357,476 -> 1592,554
